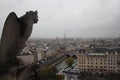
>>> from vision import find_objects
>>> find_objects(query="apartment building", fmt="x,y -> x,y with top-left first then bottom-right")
78,48 -> 120,73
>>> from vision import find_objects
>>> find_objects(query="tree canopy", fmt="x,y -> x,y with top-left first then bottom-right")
65,57 -> 74,67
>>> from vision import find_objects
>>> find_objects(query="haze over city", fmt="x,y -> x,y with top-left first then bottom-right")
0,0 -> 120,38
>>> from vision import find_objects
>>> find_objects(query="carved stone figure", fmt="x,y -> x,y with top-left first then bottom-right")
0,11 -> 38,69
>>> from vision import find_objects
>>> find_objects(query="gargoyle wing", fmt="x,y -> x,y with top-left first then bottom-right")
0,12 -> 20,64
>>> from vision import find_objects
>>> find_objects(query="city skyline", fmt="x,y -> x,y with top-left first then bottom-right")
0,0 -> 120,38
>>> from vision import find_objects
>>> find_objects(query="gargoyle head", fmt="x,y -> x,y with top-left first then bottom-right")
26,11 -> 38,23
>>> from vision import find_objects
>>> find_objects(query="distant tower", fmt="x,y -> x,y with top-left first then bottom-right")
64,31 -> 66,45
64,31 -> 67,51
64,31 -> 66,40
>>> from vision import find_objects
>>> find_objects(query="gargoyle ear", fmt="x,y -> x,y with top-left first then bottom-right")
35,11 -> 38,14
26,11 -> 29,14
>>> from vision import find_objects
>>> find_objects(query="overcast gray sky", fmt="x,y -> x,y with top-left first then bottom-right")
0,0 -> 120,38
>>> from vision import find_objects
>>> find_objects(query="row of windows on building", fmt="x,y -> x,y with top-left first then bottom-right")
79,68 -> 117,72
79,55 -> 117,59
79,61 -> 116,65
80,58 -> 116,61
79,65 -> 116,68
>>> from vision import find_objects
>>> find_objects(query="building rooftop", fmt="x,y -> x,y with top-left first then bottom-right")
87,53 -> 105,56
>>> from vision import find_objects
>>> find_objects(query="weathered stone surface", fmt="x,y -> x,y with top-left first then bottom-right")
0,11 -> 38,66
0,11 -> 38,80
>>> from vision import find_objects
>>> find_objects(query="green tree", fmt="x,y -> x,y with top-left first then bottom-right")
37,66 -> 64,80
65,57 -> 74,67
56,75 -> 64,80
37,66 -> 50,80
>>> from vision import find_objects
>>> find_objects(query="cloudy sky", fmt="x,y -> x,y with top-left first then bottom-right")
0,0 -> 120,38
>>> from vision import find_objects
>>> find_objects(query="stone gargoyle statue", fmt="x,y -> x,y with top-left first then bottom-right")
0,11 -> 38,73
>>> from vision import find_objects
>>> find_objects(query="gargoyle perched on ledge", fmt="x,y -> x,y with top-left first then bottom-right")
0,11 -> 38,74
